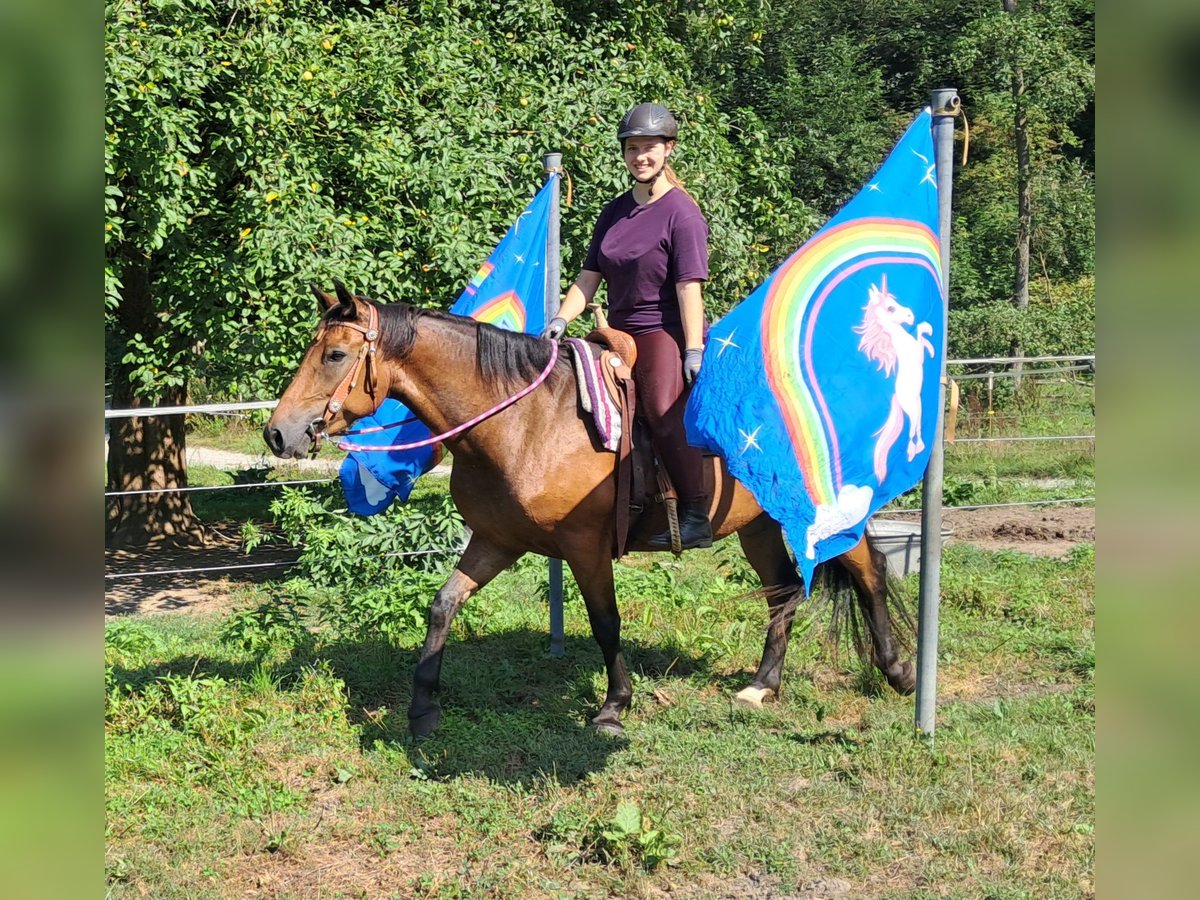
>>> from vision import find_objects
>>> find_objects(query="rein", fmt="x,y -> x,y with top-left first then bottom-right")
334,337 -> 559,454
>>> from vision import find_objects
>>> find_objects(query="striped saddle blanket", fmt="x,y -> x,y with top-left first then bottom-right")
566,336 -> 634,452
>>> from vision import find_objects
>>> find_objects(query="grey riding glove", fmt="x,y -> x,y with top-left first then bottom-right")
541,317 -> 568,341
683,347 -> 704,385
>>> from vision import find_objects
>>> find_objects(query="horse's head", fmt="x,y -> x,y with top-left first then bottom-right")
264,281 -> 386,458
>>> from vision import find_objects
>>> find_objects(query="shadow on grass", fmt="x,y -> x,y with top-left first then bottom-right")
109,627 -> 719,786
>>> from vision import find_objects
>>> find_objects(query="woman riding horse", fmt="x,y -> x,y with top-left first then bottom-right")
265,283 -> 914,737
543,103 -> 712,550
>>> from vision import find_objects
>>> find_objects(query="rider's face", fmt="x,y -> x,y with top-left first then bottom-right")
622,137 -> 673,182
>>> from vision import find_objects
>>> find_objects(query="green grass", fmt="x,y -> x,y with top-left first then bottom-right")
185,412 -> 288,457
106,542 -> 1094,899
185,464 -> 294,525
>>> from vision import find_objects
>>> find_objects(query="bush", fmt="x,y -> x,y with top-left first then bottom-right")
245,484 -> 468,645
259,485 -> 466,586
949,275 -> 1094,361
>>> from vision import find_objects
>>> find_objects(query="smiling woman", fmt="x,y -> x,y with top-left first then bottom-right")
544,103 -> 715,551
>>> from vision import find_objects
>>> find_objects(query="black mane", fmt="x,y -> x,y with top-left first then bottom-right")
371,299 -> 557,390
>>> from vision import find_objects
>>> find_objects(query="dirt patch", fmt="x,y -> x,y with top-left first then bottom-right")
214,811 -> 466,900
884,504 -> 1094,558
105,527 -> 298,617
944,504 -> 1094,557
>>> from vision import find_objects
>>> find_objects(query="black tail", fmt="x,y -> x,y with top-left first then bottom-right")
810,556 -> 915,665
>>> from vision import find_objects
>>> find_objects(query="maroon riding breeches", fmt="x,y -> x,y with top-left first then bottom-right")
631,328 -> 705,503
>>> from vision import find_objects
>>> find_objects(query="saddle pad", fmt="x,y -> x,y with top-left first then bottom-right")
566,338 -> 623,452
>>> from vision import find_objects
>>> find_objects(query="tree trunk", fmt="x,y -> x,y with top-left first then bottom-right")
105,266 -> 205,548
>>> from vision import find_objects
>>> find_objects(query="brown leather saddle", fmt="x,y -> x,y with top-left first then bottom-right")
576,327 -> 701,558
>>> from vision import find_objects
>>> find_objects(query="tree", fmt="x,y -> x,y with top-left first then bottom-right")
105,0 -> 813,544
953,0 -> 1094,367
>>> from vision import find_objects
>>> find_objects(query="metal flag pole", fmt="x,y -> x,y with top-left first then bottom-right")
915,88 -> 960,739
543,151 -> 565,658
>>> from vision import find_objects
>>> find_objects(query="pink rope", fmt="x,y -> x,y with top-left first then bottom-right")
341,413 -> 418,436
336,340 -> 559,453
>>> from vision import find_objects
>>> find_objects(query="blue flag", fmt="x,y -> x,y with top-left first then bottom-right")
339,176 -> 556,514
685,110 -> 944,587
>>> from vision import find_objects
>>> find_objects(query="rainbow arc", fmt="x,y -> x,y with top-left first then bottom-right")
761,217 -> 941,504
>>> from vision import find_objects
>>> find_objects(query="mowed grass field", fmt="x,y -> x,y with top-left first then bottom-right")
107,375 -> 1094,898
105,539 -> 1094,900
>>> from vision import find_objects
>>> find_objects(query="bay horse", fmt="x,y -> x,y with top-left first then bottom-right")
264,282 -> 914,738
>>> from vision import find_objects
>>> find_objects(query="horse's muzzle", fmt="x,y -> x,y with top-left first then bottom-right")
262,423 -> 288,457
262,420 -> 320,459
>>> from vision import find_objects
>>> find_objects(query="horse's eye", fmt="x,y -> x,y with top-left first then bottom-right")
327,349 -> 347,363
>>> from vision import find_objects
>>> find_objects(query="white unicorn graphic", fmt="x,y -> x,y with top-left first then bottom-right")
852,275 -> 935,483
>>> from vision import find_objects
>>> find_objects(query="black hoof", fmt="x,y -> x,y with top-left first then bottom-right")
409,706 -> 442,739
887,660 -> 916,696
590,714 -> 624,736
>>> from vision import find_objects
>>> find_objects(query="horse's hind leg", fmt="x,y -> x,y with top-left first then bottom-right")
837,536 -> 916,694
734,515 -> 805,708
565,554 -> 631,734
408,536 -> 520,738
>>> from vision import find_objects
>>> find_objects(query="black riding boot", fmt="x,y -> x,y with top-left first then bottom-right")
646,500 -> 713,551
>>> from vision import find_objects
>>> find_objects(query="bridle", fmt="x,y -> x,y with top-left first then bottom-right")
306,300 -> 561,455
306,302 -> 380,452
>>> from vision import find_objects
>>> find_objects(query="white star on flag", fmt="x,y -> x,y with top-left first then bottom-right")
739,425 -> 763,454
715,330 -> 740,357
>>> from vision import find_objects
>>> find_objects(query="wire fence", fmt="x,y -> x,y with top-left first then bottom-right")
106,547 -> 461,581
105,354 -> 1094,585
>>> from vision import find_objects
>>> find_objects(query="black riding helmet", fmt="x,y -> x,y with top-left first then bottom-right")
617,103 -> 678,143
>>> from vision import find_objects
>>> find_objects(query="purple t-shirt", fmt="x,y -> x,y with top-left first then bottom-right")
583,188 -> 709,335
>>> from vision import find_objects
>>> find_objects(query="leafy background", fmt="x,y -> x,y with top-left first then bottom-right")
106,0 -> 1094,404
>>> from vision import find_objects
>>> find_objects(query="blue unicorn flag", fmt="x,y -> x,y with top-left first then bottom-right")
685,110 -> 944,588
339,176 -> 556,514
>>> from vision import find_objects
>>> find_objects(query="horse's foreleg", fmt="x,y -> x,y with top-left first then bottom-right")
838,536 -> 915,694
567,555 -> 630,734
408,537 -> 519,738
734,515 -> 804,708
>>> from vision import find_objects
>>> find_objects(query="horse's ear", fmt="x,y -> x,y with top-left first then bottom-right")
311,284 -> 338,313
330,279 -> 360,320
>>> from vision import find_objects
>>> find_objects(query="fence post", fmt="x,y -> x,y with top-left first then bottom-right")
543,152 -> 565,658
915,88 -> 959,740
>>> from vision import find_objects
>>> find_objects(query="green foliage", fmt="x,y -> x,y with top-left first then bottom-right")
104,619 -> 161,664
308,567 -> 447,645
264,484 -> 465,582
107,0 -> 1094,410
949,0 -> 1095,305
594,799 -> 682,871
105,0 -> 813,403
541,798 -> 682,873
219,595 -> 307,654
244,483 -> 467,644
950,275 -> 1095,359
